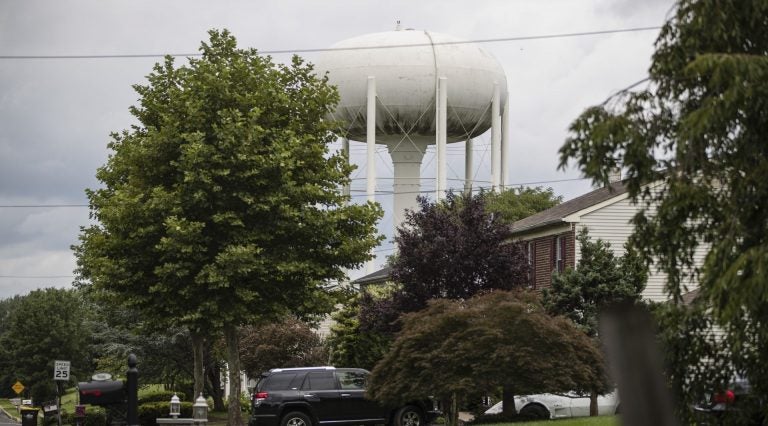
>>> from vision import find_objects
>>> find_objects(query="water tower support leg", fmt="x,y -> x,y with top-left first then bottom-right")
437,77 -> 448,200
501,92 -> 510,191
491,83 -> 501,192
464,138 -> 473,195
366,76 -> 376,274
366,77 -> 376,204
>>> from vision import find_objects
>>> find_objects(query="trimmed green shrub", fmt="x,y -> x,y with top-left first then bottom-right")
138,401 -> 193,426
60,406 -> 108,426
138,390 -> 187,404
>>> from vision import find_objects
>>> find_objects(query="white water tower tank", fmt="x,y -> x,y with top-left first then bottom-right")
315,28 -> 510,233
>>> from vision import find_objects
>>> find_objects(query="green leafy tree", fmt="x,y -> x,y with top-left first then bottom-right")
542,229 -> 646,415
325,294 -> 389,370
558,0 -> 768,418
543,229 -> 646,337
73,29 -> 382,424
368,291 -> 606,426
239,317 -> 328,378
0,288 -> 92,402
483,186 -> 562,224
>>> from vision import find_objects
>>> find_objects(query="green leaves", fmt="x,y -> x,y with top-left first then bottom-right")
543,229 -> 646,338
558,0 -> 768,419
74,28 -> 382,331
483,186 -> 562,224
367,291 -> 607,405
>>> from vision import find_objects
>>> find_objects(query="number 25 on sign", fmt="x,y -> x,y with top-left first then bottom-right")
54,360 -> 71,381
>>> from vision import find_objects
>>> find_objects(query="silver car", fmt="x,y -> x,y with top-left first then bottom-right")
484,391 -> 620,420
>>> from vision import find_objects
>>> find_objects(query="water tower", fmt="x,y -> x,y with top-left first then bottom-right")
315,27 -> 510,230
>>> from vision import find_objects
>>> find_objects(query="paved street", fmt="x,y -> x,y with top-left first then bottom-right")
0,409 -> 17,425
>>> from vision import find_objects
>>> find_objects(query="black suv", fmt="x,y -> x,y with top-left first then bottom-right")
249,366 -> 438,426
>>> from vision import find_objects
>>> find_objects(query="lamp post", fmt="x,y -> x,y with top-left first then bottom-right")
193,393 -> 208,424
169,394 -> 181,419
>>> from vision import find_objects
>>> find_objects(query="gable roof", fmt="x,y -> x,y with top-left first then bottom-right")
351,265 -> 392,286
511,180 -> 629,234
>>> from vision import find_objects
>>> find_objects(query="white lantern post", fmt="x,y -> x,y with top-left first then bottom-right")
169,394 -> 181,419
193,393 -> 208,422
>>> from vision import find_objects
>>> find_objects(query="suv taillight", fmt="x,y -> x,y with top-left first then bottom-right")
713,390 -> 735,404
254,391 -> 268,406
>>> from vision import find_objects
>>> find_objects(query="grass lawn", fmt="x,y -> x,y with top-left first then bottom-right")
0,398 -> 20,420
484,416 -> 619,426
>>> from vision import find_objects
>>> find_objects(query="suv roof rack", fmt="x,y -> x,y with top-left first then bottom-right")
269,366 -> 335,373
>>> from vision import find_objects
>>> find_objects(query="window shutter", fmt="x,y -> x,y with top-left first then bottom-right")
559,236 -> 566,272
551,237 -> 557,270
531,241 -> 537,288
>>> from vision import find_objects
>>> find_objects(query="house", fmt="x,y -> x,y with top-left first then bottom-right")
510,179 -> 703,303
352,179 -> 704,303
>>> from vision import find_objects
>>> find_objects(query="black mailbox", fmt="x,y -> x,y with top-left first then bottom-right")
78,380 -> 125,406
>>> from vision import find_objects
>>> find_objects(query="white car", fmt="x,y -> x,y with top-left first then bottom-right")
484,391 -> 620,420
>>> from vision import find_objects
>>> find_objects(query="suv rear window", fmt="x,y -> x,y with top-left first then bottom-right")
337,371 -> 367,390
302,371 -> 336,391
260,373 -> 300,391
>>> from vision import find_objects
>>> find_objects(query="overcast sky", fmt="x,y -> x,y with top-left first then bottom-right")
0,0 -> 675,299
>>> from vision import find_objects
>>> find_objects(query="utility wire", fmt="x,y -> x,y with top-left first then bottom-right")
0,275 -> 74,279
0,26 -> 661,60
0,178 -> 589,208
0,204 -> 88,208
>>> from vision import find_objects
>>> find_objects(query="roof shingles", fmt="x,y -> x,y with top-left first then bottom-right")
511,181 -> 628,233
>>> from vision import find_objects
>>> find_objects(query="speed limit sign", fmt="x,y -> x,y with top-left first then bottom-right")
54,360 -> 70,381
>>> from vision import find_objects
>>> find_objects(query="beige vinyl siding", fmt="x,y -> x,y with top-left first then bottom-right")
574,193 -> 708,303
574,197 -> 666,302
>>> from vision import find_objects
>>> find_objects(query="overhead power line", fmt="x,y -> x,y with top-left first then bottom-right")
0,177 -> 589,208
0,26 -> 661,60
0,275 -> 74,279
0,204 -> 88,208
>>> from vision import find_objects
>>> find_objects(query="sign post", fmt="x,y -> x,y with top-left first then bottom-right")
53,360 -> 70,426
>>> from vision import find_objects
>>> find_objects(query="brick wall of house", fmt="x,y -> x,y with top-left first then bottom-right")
525,227 -> 575,290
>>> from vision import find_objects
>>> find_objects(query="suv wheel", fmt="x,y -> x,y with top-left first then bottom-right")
394,405 -> 423,426
281,411 -> 312,426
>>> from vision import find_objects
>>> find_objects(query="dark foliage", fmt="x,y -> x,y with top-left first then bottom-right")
361,192 -> 529,335
60,407 -> 107,426
239,317 -> 328,377
368,291 -> 607,425
0,288 -> 91,400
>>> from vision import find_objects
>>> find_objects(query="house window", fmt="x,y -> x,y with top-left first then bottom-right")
556,235 -> 566,273
527,241 -> 536,288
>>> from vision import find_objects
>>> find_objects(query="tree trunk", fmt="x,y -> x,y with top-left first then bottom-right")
224,324 -> 244,426
502,384 -> 517,416
190,330 -> 205,401
206,359 -> 226,411
440,394 -> 459,426
589,390 -> 598,416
